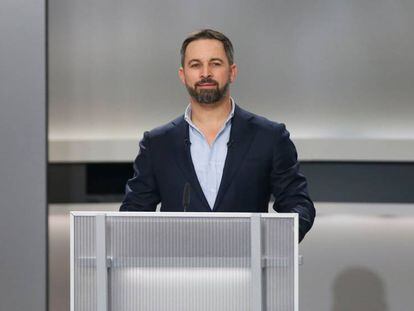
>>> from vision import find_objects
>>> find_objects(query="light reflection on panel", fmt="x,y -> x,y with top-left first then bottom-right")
111,267 -> 250,311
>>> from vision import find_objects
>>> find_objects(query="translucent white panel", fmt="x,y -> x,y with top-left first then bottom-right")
73,216 -> 97,311
107,216 -> 251,311
71,213 -> 297,311
263,217 -> 295,311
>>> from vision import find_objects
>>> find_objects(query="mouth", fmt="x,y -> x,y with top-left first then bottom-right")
198,84 -> 216,88
196,83 -> 217,88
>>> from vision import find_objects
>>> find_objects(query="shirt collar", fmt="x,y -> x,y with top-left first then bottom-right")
184,97 -> 235,127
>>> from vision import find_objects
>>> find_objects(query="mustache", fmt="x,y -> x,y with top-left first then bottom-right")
195,78 -> 218,87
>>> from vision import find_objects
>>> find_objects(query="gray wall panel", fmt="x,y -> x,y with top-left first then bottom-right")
299,203 -> 414,311
0,0 -> 46,310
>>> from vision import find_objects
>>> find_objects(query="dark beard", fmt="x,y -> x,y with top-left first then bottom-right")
186,80 -> 230,104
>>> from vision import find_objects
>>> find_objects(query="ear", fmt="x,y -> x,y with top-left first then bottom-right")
229,63 -> 238,83
178,67 -> 186,85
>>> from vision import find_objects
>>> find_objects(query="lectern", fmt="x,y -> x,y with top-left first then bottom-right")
70,212 -> 298,311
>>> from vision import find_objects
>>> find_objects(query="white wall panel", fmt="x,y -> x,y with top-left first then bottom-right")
49,0 -> 414,161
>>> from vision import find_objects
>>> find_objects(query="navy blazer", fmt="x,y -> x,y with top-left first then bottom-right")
120,105 -> 315,242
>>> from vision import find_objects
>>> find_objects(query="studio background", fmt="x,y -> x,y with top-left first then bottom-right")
2,0 -> 413,310
48,1 -> 414,310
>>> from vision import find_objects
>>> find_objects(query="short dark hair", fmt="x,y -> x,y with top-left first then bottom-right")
180,29 -> 234,67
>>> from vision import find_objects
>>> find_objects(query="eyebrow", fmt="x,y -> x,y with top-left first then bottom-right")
187,58 -> 224,65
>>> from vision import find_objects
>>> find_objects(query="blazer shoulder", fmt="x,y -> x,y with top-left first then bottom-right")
145,115 -> 184,140
238,106 -> 287,135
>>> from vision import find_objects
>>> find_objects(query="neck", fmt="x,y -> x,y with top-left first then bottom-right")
190,94 -> 232,127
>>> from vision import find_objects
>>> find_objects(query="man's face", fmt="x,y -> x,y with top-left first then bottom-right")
179,39 -> 237,104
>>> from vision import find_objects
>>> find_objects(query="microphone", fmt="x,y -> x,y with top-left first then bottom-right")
227,139 -> 234,148
182,182 -> 191,212
184,138 -> 191,147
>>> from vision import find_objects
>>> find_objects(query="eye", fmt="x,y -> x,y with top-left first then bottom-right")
211,62 -> 221,67
189,63 -> 201,68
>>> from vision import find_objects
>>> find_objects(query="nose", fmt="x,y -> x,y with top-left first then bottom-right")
200,65 -> 212,79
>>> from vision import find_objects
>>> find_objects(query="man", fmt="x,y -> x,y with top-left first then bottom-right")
120,29 -> 315,242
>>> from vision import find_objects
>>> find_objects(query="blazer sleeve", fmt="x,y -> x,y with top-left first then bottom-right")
119,131 -> 161,211
270,124 -> 315,242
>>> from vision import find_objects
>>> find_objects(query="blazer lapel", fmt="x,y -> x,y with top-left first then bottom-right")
170,117 -> 211,211
212,105 -> 256,211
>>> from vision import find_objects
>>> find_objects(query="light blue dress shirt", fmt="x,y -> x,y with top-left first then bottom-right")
184,99 -> 235,210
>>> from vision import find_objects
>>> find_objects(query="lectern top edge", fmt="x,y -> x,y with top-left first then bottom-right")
70,211 -> 298,219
